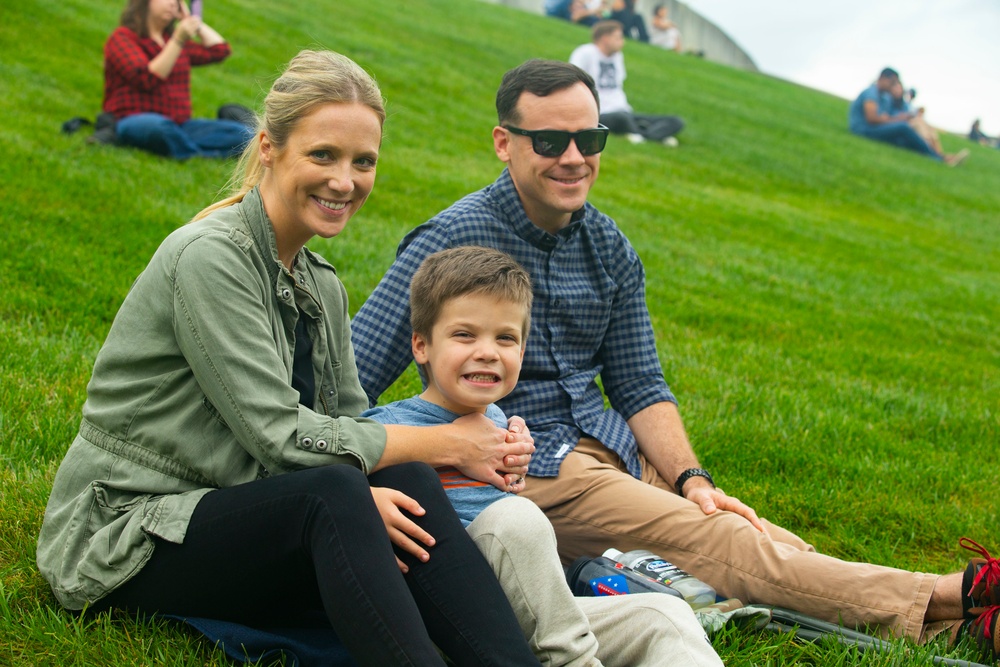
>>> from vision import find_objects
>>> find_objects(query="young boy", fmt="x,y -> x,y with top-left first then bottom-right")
362,246 -> 722,667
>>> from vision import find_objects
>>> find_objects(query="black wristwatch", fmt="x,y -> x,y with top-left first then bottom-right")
675,468 -> 715,497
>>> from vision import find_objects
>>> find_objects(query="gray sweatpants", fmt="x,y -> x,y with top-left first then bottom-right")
468,495 -> 723,667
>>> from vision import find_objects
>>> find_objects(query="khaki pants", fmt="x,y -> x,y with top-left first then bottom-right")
521,439 -> 945,641
469,495 -> 723,667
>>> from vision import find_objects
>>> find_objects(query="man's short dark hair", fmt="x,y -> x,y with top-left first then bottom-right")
496,59 -> 600,126
879,67 -> 900,81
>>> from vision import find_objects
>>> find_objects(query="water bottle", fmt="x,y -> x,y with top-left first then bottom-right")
565,556 -> 683,599
604,548 -> 716,609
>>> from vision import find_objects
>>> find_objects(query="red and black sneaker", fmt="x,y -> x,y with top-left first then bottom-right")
967,604 -> 1000,662
961,537 -> 1000,618
959,539 -> 1000,661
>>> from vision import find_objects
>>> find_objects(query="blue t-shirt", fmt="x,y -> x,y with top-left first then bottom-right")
849,83 -> 886,133
361,397 -> 511,526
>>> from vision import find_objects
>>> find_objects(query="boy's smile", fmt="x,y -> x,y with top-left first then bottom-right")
412,293 -> 527,415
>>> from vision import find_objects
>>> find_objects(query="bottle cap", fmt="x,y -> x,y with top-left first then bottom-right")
602,548 -> 623,559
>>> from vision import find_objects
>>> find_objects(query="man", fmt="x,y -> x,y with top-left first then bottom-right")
352,59 -> 998,654
848,67 -> 965,166
570,20 -> 683,146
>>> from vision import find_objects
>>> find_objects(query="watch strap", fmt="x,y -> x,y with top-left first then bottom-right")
675,467 -> 715,496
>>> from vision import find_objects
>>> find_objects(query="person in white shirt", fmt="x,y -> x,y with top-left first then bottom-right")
570,20 -> 684,146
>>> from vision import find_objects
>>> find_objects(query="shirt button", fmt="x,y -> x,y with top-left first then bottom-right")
301,437 -> 313,449
315,439 -> 328,451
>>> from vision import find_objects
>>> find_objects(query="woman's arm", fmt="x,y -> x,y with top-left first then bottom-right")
172,233 -> 387,475
195,21 -> 226,47
147,30 -> 190,80
375,415 -> 533,491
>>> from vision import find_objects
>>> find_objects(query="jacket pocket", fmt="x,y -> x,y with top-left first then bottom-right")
69,482 -> 155,603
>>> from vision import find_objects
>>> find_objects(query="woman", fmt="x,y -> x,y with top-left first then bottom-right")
885,80 -> 969,166
37,49 -> 539,666
102,0 -> 253,158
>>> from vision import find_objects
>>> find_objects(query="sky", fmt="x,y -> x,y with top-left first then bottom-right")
681,0 -> 999,136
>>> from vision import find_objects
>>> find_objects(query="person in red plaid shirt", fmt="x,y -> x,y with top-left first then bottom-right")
103,0 -> 253,159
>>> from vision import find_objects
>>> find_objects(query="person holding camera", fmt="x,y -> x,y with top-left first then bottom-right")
101,0 -> 253,158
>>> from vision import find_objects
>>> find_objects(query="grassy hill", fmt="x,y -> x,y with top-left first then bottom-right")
2,0 -> 998,664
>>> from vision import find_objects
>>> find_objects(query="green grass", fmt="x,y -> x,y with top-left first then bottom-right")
2,0 -> 998,664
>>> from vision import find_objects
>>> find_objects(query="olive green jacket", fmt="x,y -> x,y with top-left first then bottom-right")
36,187 -> 387,610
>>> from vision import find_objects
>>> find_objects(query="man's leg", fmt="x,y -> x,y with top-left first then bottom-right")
633,113 -> 684,141
467,496 -> 602,667
521,439 -> 942,641
599,111 -> 642,136
857,122 -> 942,159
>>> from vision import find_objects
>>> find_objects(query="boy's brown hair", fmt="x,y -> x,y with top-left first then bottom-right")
592,20 -> 624,43
410,246 -> 533,340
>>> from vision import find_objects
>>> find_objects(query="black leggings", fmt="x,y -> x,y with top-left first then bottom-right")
95,462 -> 540,667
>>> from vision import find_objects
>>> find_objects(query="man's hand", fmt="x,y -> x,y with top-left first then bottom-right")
370,486 -> 436,573
683,480 -> 767,534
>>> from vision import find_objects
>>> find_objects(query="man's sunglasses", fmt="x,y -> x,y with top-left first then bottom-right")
503,125 -> 610,157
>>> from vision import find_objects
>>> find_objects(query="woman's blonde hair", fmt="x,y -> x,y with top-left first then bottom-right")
195,49 -> 386,220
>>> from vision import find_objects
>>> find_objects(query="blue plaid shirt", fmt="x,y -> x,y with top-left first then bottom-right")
352,169 -> 676,478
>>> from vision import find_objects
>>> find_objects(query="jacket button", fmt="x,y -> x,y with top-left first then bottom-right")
315,439 -> 328,451
281,288 -> 291,299
301,437 -> 313,449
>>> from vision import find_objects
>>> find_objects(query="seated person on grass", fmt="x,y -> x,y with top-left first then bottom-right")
848,67 -> 965,166
352,57 -> 1000,663
101,0 -> 254,158
36,49 -> 543,667
969,119 -> 998,148
570,20 -> 684,146
361,246 -> 722,667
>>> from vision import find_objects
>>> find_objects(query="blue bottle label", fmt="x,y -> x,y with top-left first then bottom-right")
588,574 -> 630,595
